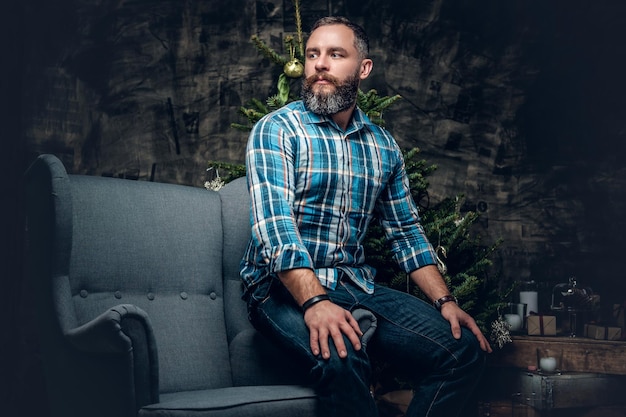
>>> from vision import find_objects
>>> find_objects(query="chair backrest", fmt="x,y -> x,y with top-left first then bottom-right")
219,176 -> 254,344
219,176 -> 316,387
25,154 -> 236,397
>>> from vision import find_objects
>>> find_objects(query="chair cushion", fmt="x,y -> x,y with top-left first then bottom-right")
229,328 -> 310,386
139,385 -> 318,417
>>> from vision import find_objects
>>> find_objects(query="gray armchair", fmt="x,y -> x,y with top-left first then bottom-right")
24,154 -> 376,417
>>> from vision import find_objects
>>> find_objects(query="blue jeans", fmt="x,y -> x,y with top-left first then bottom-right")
246,277 -> 486,417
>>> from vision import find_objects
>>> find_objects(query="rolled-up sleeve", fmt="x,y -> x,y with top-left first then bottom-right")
376,153 -> 437,273
244,116 -> 315,282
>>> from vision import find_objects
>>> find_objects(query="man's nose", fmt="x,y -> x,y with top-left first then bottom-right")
315,55 -> 329,71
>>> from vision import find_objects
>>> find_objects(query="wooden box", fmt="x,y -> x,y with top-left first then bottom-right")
584,324 -> 622,340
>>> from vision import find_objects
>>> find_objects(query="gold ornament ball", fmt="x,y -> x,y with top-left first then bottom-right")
283,59 -> 304,78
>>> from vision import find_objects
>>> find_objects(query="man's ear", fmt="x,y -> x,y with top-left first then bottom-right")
359,58 -> 373,80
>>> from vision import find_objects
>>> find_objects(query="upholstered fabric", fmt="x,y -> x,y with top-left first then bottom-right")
24,154 -> 378,417
68,175 -> 231,393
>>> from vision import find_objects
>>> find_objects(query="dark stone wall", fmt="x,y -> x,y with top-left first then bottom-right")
4,0 -> 626,415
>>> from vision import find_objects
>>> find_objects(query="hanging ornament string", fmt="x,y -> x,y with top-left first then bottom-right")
294,0 -> 304,57
434,230 -> 447,275
283,43 -> 303,78
283,0 -> 304,78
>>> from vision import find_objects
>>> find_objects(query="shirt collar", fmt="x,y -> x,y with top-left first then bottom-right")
298,101 -> 374,134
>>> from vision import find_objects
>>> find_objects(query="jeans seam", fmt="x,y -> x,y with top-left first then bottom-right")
257,303 -> 319,363
425,379 -> 447,417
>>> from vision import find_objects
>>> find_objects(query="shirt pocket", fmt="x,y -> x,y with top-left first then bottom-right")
350,167 -> 385,212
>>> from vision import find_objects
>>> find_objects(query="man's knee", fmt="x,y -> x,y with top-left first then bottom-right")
311,345 -> 377,417
312,341 -> 372,383
458,328 -> 487,374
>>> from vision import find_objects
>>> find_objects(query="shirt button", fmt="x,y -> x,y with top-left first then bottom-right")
114,291 -> 122,299
180,292 -> 188,300
147,292 -> 155,301
210,292 -> 217,300
79,290 -> 88,298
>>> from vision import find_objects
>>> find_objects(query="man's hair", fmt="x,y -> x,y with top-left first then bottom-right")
310,16 -> 370,59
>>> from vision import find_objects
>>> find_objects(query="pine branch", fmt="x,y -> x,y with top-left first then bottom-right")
370,94 -> 403,113
230,122 -> 253,131
238,106 -> 267,125
250,34 -> 288,66
206,161 -> 247,183
248,98 -> 269,114
357,90 -> 403,127
266,95 -> 283,109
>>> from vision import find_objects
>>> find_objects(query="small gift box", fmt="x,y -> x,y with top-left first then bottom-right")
527,315 -> 557,336
606,326 -> 622,340
585,324 -> 622,340
585,324 -> 604,339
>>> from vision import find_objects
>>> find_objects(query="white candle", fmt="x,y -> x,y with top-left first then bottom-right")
520,291 -> 538,315
540,356 -> 557,373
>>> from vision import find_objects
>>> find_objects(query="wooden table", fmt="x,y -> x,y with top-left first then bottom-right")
490,335 -> 626,375
479,336 -> 626,416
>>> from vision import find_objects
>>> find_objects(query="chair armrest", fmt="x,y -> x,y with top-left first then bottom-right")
65,304 -> 160,408
65,304 -> 149,352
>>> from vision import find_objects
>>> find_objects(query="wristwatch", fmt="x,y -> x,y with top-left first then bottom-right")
433,294 -> 458,311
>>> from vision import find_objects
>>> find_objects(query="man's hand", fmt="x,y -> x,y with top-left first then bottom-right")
410,265 -> 493,353
303,300 -> 363,359
440,302 -> 493,353
277,268 -> 363,359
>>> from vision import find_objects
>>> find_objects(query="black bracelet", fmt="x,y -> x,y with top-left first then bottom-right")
301,294 -> 331,312
433,294 -> 458,311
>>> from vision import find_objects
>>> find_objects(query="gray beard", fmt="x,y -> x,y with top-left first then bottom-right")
301,74 -> 360,116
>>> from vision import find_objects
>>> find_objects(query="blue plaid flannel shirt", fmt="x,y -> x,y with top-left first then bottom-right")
240,101 -> 437,294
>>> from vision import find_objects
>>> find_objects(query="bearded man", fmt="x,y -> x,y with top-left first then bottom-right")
240,16 -> 491,417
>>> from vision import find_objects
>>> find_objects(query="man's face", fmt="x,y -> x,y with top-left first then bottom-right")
302,24 -> 371,115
